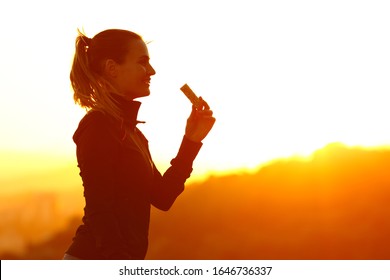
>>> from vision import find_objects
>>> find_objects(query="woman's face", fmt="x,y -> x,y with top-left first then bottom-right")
110,39 -> 156,100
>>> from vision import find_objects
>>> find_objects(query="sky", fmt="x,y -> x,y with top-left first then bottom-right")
1,0 -> 390,180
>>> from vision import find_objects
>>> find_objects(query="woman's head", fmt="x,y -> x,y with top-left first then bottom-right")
70,29 -> 155,119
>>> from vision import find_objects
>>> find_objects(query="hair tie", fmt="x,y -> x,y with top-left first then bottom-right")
81,36 -> 92,52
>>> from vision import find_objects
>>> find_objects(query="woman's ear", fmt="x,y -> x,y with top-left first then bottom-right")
103,59 -> 118,78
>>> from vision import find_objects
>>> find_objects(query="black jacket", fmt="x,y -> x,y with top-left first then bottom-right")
66,100 -> 202,259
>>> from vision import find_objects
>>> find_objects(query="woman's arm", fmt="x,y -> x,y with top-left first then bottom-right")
151,98 -> 215,210
151,136 -> 202,210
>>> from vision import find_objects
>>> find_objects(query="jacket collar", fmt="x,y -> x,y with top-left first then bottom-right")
116,96 -> 144,127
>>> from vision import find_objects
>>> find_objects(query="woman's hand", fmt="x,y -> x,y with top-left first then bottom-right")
185,97 -> 216,143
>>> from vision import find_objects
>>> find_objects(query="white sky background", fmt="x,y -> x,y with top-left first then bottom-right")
1,0 -> 390,177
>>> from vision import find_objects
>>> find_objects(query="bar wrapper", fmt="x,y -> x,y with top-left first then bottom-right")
180,83 -> 201,108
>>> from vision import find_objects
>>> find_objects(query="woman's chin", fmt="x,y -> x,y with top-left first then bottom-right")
125,89 -> 150,100
137,90 -> 151,98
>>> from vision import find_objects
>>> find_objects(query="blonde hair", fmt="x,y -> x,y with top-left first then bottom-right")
70,29 -> 142,120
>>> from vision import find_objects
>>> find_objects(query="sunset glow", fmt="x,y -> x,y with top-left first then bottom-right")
1,1 -> 390,180
1,0 -> 390,260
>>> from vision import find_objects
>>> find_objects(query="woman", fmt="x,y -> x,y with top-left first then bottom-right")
64,29 -> 215,260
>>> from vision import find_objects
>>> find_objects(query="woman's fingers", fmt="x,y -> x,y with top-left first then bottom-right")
196,109 -> 213,116
198,96 -> 210,110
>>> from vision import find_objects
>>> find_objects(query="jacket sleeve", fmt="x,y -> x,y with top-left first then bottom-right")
75,114 -> 131,259
151,136 -> 202,211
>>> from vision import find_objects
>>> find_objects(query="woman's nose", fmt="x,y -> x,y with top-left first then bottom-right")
148,63 -> 156,76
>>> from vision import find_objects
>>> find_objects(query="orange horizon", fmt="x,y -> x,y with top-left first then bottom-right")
1,140 -> 390,259
1,141 -> 390,195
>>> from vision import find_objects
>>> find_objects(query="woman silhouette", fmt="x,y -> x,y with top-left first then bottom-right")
63,29 -> 215,259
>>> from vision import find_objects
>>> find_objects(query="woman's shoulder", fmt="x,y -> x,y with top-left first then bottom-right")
83,109 -> 111,123
73,110 -> 119,143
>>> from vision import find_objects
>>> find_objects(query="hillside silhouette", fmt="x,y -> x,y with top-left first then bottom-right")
1,143 -> 390,259
146,143 -> 390,259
